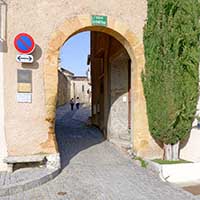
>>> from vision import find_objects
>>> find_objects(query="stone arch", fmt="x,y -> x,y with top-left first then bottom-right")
43,15 -> 151,157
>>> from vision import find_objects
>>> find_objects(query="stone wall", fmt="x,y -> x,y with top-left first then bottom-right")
91,31 -> 132,149
2,0 -> 164,160
108,50 -> 131,149
57,70 -> 71,107
0,50 -> 8,170
91,32 -> 109,132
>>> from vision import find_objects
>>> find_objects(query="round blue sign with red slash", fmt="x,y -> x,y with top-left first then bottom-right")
14,33 -> 35,54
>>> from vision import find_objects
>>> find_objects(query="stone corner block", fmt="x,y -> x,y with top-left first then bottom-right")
46,153 -> 61,169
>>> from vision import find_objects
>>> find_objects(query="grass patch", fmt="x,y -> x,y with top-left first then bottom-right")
152,159 -> 192,165
134,157 -> 148,168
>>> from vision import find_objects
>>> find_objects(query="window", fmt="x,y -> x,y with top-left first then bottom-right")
82,85 -> 84,92
0,2 -> 7,41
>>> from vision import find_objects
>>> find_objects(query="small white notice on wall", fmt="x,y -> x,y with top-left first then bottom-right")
123,96 -> 127,102
16,93 -> 32,103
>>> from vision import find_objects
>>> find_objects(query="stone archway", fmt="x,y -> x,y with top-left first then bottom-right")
43,15 -> 155,157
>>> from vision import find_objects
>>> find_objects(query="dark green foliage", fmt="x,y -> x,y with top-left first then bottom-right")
143,0 -> 200,144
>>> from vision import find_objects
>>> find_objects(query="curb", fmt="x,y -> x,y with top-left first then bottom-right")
144,159 -> 161,174
134,159 -> 200,199
0,168 -> 61,197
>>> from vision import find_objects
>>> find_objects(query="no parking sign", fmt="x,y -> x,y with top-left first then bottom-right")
14,33 -> 35,54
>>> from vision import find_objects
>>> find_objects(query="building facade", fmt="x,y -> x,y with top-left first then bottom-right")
0,0 -> 199,170
57,67 -> 91,106
71,76 -> 91,104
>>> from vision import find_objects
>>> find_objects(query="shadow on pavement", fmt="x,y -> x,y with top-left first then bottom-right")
55,104 -> 104,169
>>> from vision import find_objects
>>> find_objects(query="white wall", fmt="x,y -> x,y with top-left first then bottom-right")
0,51 -> 8,171
71,80 -> 91,104
0,3 -> 8,170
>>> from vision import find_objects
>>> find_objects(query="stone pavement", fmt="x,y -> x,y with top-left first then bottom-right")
3,104 -> 199,199
0,166 -> 60,197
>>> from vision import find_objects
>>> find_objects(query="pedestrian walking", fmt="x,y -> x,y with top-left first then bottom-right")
76,97 -> 80,110
70,98 -> 74,111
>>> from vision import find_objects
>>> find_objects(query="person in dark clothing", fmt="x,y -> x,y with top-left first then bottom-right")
70,98 -> 74,111
76,97 -> 80,110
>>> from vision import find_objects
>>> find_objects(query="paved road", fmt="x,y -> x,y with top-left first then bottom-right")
3,104 -> 199,200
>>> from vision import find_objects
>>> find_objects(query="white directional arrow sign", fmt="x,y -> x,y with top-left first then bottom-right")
16,54 -> 34,63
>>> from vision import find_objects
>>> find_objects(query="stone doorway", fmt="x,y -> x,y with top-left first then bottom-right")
43,15 -> 153,158
55,30 -> 132,168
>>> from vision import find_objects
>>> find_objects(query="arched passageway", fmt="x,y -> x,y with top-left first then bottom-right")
43,15 -> 158,159
56,30 -> 132,167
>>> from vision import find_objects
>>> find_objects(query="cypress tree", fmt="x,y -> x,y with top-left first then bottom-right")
143,0 -> 200,160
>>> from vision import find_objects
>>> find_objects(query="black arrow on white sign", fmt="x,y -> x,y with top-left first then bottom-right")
16,54 -> 34,63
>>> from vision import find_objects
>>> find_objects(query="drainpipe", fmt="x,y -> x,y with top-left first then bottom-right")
0,1 -> 8,171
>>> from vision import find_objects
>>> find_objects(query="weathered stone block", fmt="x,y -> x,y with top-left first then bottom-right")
58,17 -> 81,38
46,153 -> 61,169
124,30 -> 140,47
48,30 -> 67,51
78,15 -> 91,27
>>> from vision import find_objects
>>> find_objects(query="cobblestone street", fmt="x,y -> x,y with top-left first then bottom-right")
2,104 -> 199,200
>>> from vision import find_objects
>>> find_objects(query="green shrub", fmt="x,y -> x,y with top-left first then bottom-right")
143,0 -> 200,151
